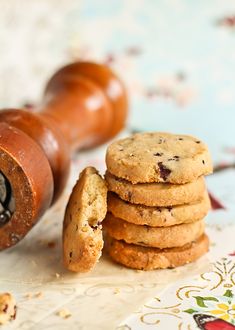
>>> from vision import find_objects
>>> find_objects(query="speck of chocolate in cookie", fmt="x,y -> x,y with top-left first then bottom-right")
178,138 -> 183,141
115,176 -> 124,183
202,160 -> 205,164
3,304 -> 8,313
168,156 -> 180,161
196,141 -> 201,144
138,209 -> 144,217
168,156 -> 180,162
158,138 -> 165,144
127,191 -> 132,201
153,152 -> 163,156
91,221 -> 102,230
167,206 -> 173,212
69,251 -> 73,258
157,162 -> 171,181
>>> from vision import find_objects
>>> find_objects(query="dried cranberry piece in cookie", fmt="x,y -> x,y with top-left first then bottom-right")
157,162 -> 171,181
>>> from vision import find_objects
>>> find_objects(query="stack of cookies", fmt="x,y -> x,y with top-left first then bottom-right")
103,132 -> 213,270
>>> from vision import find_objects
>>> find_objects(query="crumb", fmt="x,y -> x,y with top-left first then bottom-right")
24,292 -> 42,299
0,293 -> 17,325
113,288 -> 120,294
135,270 -> 143,273
56,308 -> 72,319
47,241 -> 56,248
55,273 -> 60,278
24,293 -> 32,299
35,292 -> 42,298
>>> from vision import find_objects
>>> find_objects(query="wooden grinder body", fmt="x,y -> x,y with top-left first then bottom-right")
0,62 -> 128,250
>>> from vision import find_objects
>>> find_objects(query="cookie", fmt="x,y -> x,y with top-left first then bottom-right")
63,167 -> 107,272
107,192 -> 210,227
105,172 -> 206,207
0,293 -> 16,325
105,234 -> 209,270
106,132 -> 213,184
103,213 -> 205,248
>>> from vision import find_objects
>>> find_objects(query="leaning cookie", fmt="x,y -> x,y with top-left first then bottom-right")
107,192 -> 211,227
103,213 -> 205,249
105,172 -> 206,207
106,132 -> 213,184
63,167 -> 107,272
105,234 -> 209,270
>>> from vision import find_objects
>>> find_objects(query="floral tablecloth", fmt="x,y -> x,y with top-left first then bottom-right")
0,0 -> 235,329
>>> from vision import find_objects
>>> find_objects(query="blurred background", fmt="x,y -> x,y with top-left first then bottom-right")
1,0 -> 235,164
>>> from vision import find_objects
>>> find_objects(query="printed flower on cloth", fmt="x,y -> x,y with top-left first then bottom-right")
208,301 -> 235,321
119,257 -> 235,330
184,290 -> 235,328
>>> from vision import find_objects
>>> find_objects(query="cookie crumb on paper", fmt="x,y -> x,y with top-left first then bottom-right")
113,288 -> 120,294
56,308 -> 72,319
24,292 -> 42,299
47,241 -> 56,248
35,292 -> 43,298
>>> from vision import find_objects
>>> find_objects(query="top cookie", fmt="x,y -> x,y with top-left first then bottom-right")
106,132 -> 213,184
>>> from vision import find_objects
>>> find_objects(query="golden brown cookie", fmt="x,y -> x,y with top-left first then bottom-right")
63,167 -> 107,272
105,234 -> 209,270
0,293 -> 16,325
107,192 -> 210,227
106,132 -> 213,184
105,172 -> 206,207
103,213 -> 205,248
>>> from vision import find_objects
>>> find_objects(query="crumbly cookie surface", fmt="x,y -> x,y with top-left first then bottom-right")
107,192 -> 210,227
103,213 -> 205,248
105,234 -> 209,270
106,132 -> 212,184
105,172 -> 206,207
0,293 -> 16,325
63,167 -> 107,272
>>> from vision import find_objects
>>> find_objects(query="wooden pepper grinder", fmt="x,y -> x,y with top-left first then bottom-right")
0,61 -> 128,250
